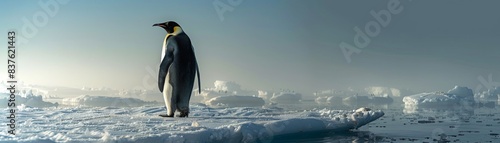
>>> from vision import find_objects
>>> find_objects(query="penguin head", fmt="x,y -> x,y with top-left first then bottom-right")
153,21 -> 182,34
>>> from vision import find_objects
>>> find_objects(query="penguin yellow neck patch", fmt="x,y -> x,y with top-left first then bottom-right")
169,26 -> 183,36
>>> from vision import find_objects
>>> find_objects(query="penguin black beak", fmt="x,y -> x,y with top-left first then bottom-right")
152,23 -> 164,27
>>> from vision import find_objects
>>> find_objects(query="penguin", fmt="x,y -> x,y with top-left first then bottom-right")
153,21 -> 201,117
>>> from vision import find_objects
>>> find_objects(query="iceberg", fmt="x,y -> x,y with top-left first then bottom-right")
403,86 -> 475,107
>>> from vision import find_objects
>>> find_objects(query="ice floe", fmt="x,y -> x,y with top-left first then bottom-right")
0,105 -> 384,142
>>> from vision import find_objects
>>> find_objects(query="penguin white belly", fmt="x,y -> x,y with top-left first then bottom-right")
160,35 -> 169,62
162,67 -> 175,115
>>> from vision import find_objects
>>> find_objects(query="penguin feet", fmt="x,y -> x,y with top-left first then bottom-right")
178,112 -> 189,118
159,114 -> 174,117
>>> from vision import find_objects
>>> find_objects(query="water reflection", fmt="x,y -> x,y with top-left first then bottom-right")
270,100 -> 500,143
403,104 -> 475,118
271,131 -> 385,143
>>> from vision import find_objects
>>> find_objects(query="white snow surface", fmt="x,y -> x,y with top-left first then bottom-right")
403,86 -> 475,107
0,105 -> 384,142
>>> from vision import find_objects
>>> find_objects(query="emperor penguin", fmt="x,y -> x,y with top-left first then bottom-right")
153,21 -> 201,117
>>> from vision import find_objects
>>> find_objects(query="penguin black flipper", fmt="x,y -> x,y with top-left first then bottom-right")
192,46 -> 201,94
196,59 -> 201,94
158,38 -> 176,93
158,54 -> 172,93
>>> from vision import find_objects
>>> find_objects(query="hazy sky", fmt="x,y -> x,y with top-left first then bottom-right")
1,0 -> 499,94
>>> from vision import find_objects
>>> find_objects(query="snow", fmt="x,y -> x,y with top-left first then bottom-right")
205,95 -> 265,107
270,92 -> 302,103
61,95 -> 157,107
0,81 -> 387,142
0,105 -> 384,142
403,86 -> 475,107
